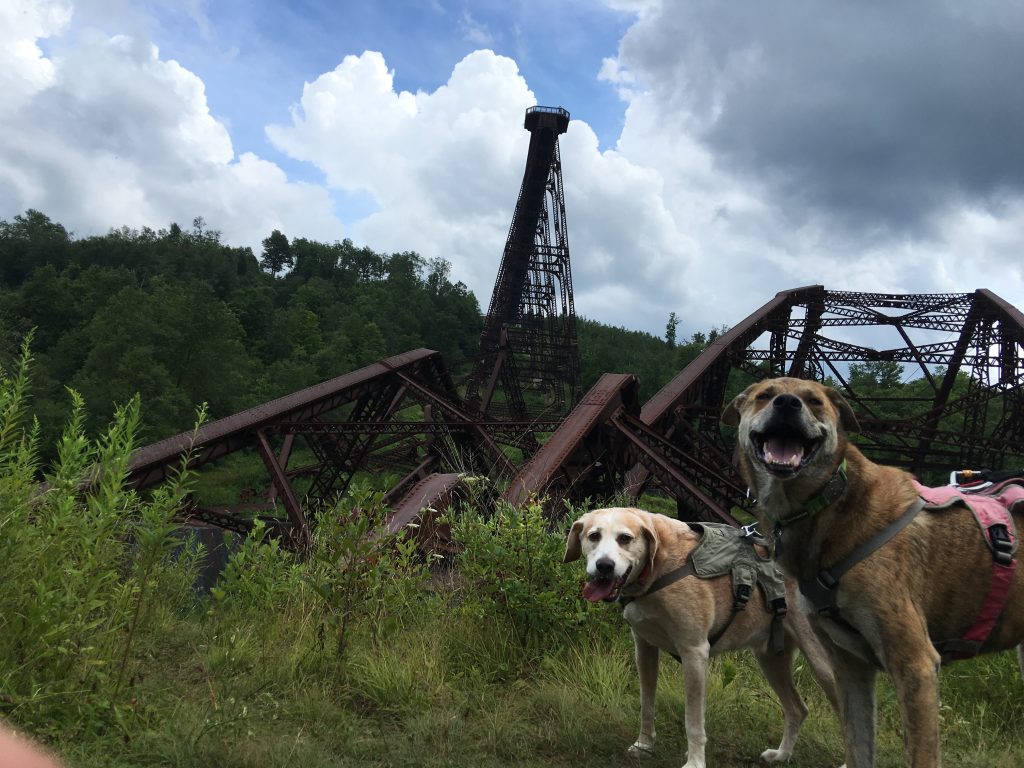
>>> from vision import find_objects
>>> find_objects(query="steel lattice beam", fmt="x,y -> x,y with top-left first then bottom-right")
125,347 -> 552,548
503,286 -> 1024,528
503,373 -> 641,507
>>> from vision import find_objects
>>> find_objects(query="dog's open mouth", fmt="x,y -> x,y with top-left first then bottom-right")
582,565 -> 632,603
750,426 -> 824,476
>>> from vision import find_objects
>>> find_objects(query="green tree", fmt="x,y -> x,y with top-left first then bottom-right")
849,360 -> 904,391
0,209 -> 72,286
665,311 -> 679,349
290,239 -> 328,280
71,281 -> 253,438
260,229 -> 293,276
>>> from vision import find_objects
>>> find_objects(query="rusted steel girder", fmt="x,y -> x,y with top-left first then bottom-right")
628,286 -> 1024,521
503,373 -> 640,508
126,348 -> 541,548
127,348 -> 442,490
383,472 -> 482,553
612,413 -> 742,525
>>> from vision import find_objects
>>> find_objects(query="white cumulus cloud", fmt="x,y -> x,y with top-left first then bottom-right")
0,0 -> 342,252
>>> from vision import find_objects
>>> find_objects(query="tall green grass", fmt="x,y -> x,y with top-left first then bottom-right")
1,342 -> 1023,767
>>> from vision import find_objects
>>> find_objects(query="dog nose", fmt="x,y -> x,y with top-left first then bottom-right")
773,393 -> 802,412
595,558 -> 615,576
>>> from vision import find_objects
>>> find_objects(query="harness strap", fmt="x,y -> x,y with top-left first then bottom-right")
620,558 -> 788,655
799,497 -> 925,617
706,582 -> 754,647
932,495 -> 1018,661
618,561 -> 695,608
768,597 -> 789,655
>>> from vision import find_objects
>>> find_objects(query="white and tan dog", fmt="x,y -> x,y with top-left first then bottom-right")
564,506 -> 840,768
723,377 -> 1024,768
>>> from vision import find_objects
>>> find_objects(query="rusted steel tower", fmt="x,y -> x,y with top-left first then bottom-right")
465,105 -> 581,422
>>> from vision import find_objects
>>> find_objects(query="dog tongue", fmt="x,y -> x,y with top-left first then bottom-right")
583,579 -> 615,602
764,437 -> 804,467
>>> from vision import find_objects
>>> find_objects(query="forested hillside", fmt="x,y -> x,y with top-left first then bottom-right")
0,210 -> 694,449
0,210 -> 484,446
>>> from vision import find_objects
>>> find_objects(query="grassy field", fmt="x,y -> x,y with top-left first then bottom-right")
38,588 -> 1024,768
8,492 -> 1024,768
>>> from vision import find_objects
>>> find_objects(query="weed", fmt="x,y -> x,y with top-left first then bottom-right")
304,485 -> 431,657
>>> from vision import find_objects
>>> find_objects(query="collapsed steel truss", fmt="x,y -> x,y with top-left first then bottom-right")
116,106 -> 1024,545
127,349 -> 531,549
127,284 -> 1024,549
510,285 -> 1024,524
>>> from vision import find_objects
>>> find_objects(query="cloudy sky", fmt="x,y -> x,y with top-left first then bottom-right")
4,0 -> 1024,339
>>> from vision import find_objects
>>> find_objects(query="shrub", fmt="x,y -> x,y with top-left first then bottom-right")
0,339 -> 201,736
304,486 -> 431,657
209,519 -> 301,615
448,499 -> 619,671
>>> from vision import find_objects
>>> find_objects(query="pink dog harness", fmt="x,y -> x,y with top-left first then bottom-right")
799,479 -> 1021,663
915,479 -> 1021,661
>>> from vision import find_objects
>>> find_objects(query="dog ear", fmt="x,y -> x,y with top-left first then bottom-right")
638,517 -> 660,575
563,519 -> 585,563
827,387 -> 861,433
721,384 -> 755,426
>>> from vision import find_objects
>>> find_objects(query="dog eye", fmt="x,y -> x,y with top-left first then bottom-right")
807,396 -> 823,406
587,531 -> 601,543
616,533 -> 634,546
755,391 -> 773,401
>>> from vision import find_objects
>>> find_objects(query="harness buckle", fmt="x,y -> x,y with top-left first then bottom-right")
816,570 -> 838,590
770,596 -> 788,617
989,524 -> 1014,566
740,523 -> 761,539
812,571 -> 840,617
733,583 -> 752,611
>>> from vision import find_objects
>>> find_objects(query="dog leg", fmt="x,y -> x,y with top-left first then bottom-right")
787,607 -> 841,715
755,640 -> 807,763
628,630 -> 659,758
829,644 -> 878,768
679,642 -> 711,768
885,638 -> 941,768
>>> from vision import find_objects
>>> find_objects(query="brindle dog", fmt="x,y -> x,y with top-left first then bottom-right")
723,377 -> 1024,768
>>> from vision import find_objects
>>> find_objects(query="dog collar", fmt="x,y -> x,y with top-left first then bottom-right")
765,458 -> 848,528
802,458 -> 848,518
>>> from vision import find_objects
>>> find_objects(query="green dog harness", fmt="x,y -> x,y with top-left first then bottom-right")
621,523 -> 790,654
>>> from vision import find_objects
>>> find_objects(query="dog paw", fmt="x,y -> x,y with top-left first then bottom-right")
760,748 -> 793,763
627,740 -> 655,758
